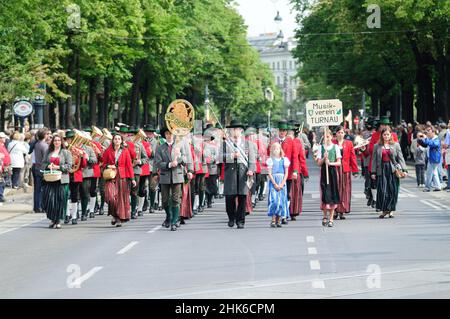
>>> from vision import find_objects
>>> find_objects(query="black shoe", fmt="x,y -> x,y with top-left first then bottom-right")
193,209 -> 198,215
333,213 -> 338,219
81,215 -> 87,221
180,218 -> 186,225
163,220 -> 170,228
138,211 -> 143,217
252,202 -> 256,208
339,213 -> 346,220
281,219 -> 288,225
228,220 -> 235,228
64,216 -> 70,224
111,219 -> 117,226
214,195 -> 219,199
270,221 -> 276,228
219,195 -> 224,199
72,219 -> 78,225
98,209 -> 104,215
171,225 -> 177,231
89,212 -> 95,218
290,216 -> 296,221
258,195 -> 264,201
371,200 -> 376,208
207,203 -> 212,208
175,220 -> 181,228
367,199 -> 372,207
131,213 -> 137,220
237,223 -> 245,229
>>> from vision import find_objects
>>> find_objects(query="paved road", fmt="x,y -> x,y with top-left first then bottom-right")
1,157 -> 450,299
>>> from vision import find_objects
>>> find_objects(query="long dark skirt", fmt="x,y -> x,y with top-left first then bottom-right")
105,176 -> 131,221
181,181 -> 192,219
320,165 -> 340,210
205,174 -> 218,196
376,162 -> 399,212
290,176 -> 303,216
336,170 -> 352,214
42,181 -> 68,223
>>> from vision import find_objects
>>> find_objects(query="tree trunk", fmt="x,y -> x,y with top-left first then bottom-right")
75,54 -> 81,129
129,61 -> 145,127
379,92 -> 393,118
435,54 -> 448,122
103,77 -> 110,128
370,93 -> 379,117
44,102 -> 50,128
402,83 -> 414,123
88,77 -> 98,126
416,66 -> 434,123
0,102 -> 6,131
65,55 -> 75,128
141,78 -> 149,126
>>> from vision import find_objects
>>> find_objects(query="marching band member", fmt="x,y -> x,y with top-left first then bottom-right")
191,127 -> 208,214
269,120 -> 300,224
42,134 -> 72,229
128,128 -> 149,218
255,125 -> 269,202
102,133 -> 135,227
289,122 -> 309,221
334,126 -> 359,219
65,130 -> 88,225
204,124 -> 219,208
139,126 -> 153,215
245,125 -> 258,213
143,125 -> 159,213
219,120 -> 256,229
80,130 -> 98,221
315,128 -> 341,228
84,127 -> 102,219
155,127 -> 194,231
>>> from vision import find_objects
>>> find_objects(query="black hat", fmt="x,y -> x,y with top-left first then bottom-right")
160,127 -> 170,137
226,120 -> 245,129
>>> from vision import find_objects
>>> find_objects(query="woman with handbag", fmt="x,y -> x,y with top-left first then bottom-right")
102,134 -> 135,227
41,135 -> 72,229
371,127 -> 407,219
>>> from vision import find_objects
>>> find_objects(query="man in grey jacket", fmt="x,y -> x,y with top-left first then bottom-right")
32,128 -> 50,213
155,127 -> 194,231
219,120 -> 256,229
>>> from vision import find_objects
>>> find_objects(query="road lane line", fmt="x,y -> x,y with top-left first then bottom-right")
117,241 -> 139,255
310,260 -> 321,270
311,280 -> 325,289
428,200 -> 449,210
308,247 -> 318,255
420,200 -> 441,210
400,187 -> 412,194
71,266 -> 103,287
306,236 -> 315,243
147,226 -> 162,233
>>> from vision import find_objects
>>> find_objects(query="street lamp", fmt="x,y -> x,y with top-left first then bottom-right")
33,95 -> 45,129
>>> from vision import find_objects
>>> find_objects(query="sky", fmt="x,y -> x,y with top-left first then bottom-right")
235,0 -> 298,38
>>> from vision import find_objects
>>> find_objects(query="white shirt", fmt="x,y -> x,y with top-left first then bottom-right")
266,156 -> 290,169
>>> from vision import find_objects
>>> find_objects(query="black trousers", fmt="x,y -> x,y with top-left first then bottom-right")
362,166 -> 373,200
255,173 -> 267,198
88,177 -> 97,197
69,180 -> 89,203
225,195 -> 246,224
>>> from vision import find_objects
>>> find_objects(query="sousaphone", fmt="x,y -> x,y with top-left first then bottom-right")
165,99 -> 195,138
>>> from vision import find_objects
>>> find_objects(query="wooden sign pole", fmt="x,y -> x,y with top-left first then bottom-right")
325,126 -> 329,185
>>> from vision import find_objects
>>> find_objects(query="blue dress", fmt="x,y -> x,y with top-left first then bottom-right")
267,157 -> 290,218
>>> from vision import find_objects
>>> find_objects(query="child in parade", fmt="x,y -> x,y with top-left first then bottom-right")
267,143 -> 290,228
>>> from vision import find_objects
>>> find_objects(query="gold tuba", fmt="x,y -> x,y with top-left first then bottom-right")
132,129 -> 146,143
68,129 -> 90,173
91,126 -> 103,140
100,128 -> 112,144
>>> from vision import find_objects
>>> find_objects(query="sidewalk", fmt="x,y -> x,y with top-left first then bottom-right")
404,160 -> 450,200
0,186 -> 34,222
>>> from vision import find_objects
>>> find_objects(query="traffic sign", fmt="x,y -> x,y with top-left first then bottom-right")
354,116 -> 360,125
306,99 -> 343,127
13,100 -> 33,117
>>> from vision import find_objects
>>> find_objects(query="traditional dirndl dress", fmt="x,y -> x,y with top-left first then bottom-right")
318,144 -> 341,210
376,148 -> 399,211
336,166 -> 352,214
181,180 -> 193,219
42,157 -> 68,223
105,175 -> 131,221
267,157 -> 290,218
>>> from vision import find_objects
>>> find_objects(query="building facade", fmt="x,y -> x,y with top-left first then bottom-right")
248,33 -> 300,117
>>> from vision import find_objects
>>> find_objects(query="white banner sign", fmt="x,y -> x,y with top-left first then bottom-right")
306,99 -> 343,127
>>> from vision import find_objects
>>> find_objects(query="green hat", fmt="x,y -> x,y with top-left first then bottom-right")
110,129 -> 117,135
65,130 -> 75,139
128,127 -> 138,134
215,123 -> 222,129
143,124 -> 156,132
277,120 -> 289,130
119,126 -> 129,133
379,116 -> 392,125
83,127 -> 92,133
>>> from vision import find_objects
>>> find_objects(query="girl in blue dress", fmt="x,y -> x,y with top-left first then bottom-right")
267,143 -> 290,227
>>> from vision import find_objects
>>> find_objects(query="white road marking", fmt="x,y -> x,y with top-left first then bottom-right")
311,280 -> 325,289
306,236 -> 315,243
71,266 -> 103,287
310,260 -> 321,270
308,247 -> 318,255
0,215 -> 46,235
117,241 -> 139,255
428,200 -> 449,210
147,226 -> 162,233
420,200 -> 441,210
400,187 -> 412,194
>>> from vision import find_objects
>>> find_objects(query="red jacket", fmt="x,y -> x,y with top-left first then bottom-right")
126,141 -> 136,161
294,138 -> 309,177
140,140 -> 152,176
269,137 -> 299,180
0,144 -> 11,171
102,146 -> 134,179
334,139 -> 358,173
71,149 -> 87,183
